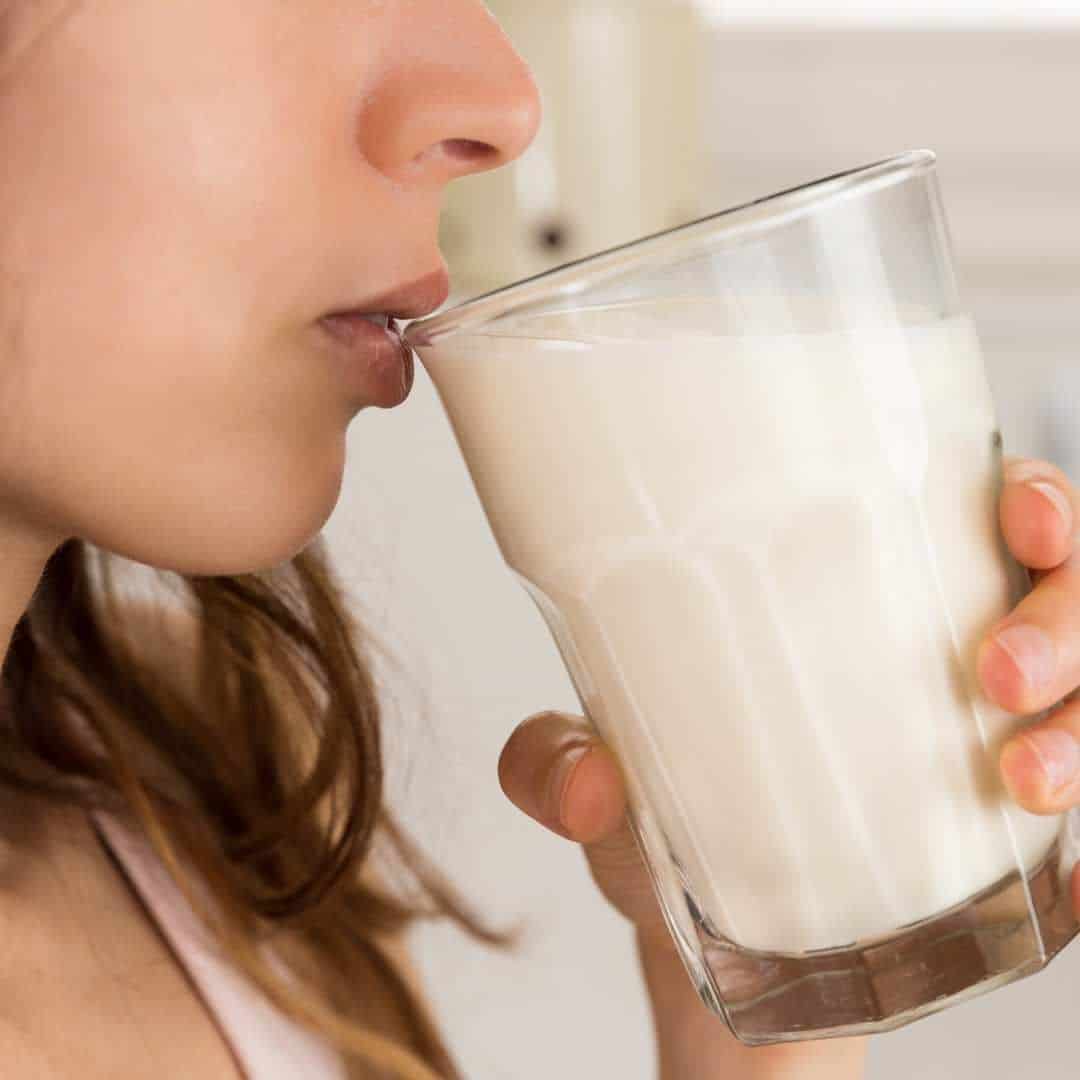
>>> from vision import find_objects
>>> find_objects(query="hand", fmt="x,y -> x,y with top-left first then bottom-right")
977,456 -> 1080,918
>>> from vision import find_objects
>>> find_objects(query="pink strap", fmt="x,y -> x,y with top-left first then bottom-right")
89,808 -> 347,1080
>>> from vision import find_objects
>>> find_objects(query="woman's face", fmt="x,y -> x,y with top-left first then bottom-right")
0,1 -> 539,576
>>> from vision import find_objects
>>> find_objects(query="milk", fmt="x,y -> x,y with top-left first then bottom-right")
419,304 -> 1060,954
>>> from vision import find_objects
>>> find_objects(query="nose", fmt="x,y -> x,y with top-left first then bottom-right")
356,1 -> 542,188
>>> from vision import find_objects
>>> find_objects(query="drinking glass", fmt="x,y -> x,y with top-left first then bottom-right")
404,151 -> 1080,1044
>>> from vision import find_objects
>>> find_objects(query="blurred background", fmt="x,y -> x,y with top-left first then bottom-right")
323,3 -> 1080,1077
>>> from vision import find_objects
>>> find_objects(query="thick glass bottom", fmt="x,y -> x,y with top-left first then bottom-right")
628,804 -> 1080,1046
701,838 -> 1076,1045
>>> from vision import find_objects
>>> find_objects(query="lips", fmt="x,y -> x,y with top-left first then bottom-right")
335,266 -> 450,322
315,267 -> 449,408
318,312 -> 414,407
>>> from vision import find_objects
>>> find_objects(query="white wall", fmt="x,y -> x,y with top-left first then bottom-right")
705,0 -> 1080,24
322,25 -> 1080,1080
701,27 -> 1080,469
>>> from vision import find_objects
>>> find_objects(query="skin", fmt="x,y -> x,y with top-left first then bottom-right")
3,2 -> 1080,1077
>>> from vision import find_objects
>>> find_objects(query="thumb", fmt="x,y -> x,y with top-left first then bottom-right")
498,711 -> 673,942
497,710 -> 626,845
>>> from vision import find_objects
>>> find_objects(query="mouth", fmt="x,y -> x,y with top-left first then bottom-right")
316,267 -> 450,408
317,312 -> 414,408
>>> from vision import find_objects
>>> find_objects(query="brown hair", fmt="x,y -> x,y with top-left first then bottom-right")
0,536 -> 525,1078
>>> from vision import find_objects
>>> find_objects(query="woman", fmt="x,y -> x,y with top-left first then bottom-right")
1,3 -> 1078,1078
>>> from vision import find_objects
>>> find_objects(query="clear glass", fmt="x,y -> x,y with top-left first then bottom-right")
404,151 -> 1080,1045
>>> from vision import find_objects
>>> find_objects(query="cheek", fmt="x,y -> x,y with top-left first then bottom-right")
0,4 -> 357,569
0,308 -> 351,575
0,0 -> 308,391
0,213 -> 349,573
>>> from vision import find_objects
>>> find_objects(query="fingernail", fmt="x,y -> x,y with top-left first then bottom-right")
1009,729 -> 1080,794
547,744 -> 590,828
992,624 -> 1057,691
1029,481 -> 1073,534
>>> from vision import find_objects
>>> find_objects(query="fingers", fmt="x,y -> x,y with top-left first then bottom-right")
976,457 -> 1080,712
497,711 -> 627,845
990,457 -> 1080,833
976,555 -> 1080,716
998,700 -> 1080,815
499,716 -> 674,940
1000,457 -> 1078,572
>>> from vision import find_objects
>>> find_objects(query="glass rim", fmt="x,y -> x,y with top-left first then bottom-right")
404,149 -> 937,348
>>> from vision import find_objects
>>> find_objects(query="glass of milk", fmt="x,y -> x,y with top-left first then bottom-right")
404,151 -> 1080,1045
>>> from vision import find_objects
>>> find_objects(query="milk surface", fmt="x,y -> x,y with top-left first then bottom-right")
419,304 -> 1060,953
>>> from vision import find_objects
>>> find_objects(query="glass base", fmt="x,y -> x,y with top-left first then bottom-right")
669,836 -> 1078,1046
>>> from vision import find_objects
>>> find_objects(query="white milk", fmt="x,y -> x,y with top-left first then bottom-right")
420,305 -> 1060,954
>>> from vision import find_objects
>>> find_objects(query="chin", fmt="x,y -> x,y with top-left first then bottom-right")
85,441 -> 348,578
99,512 -> 334,579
